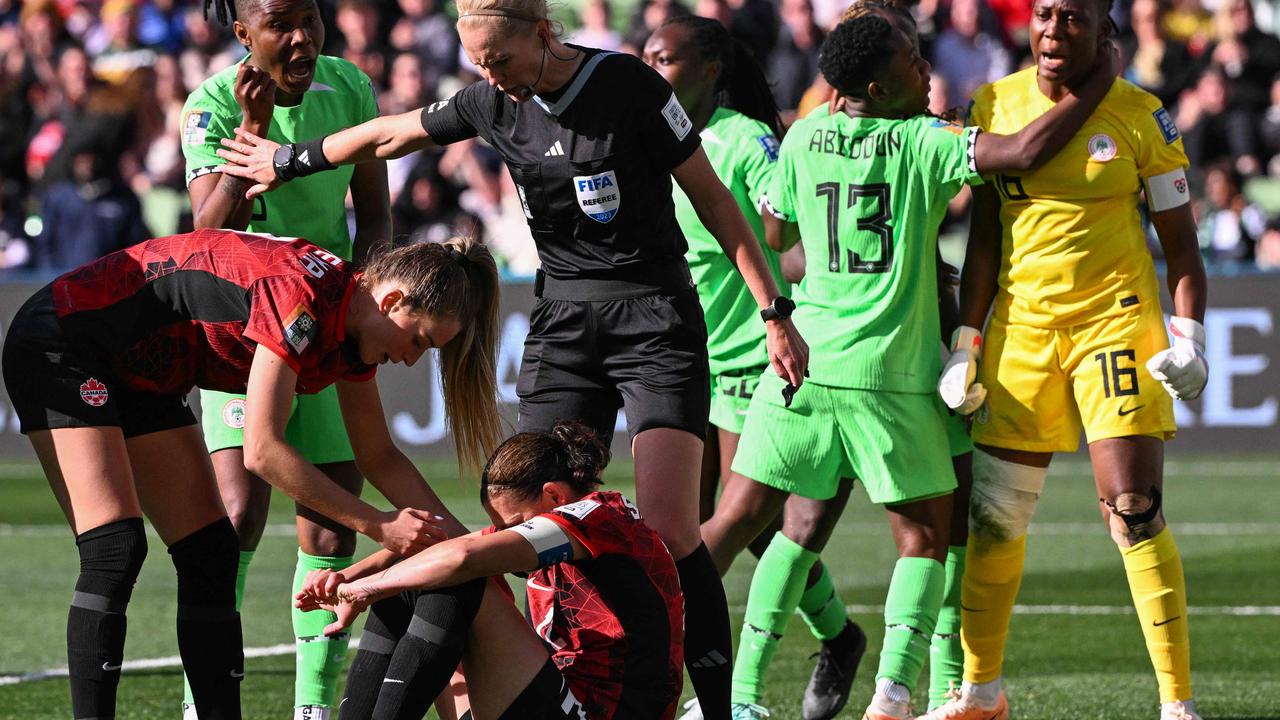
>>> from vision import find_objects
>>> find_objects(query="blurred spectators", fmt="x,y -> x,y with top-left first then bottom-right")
0,0 -> 1277,276
1202,0 -> 1280,114
1121,0 -> 1197,108
335,0 -> 389,86
389,0 -> 458,93
933,0 -> 1013,109
769,0 -> 822,111
570,0 -> 622,51
1197,162 -> 1266,263
1178,65 -> 1262,177
1257,219 -> 1280,270
87,0 -> 158,83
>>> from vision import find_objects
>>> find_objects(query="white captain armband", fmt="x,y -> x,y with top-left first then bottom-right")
761,195 -> 790,221
509,515 -> 574,568
1143,167 -> 1190,212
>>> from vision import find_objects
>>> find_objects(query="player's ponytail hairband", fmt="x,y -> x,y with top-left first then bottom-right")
457,8 -> 542,22
447,244 -> 472,267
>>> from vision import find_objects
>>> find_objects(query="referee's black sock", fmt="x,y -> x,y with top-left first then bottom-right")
373,579 -> 486,720
68,517 -> 147,719
677,542 -> 733,720
170,518 -> 243,720
339,595 -> 413,720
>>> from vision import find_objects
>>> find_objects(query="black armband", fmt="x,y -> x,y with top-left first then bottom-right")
273,136 -> 336,182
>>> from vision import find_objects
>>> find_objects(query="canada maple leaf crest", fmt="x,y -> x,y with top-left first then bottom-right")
79,377 -> 109,407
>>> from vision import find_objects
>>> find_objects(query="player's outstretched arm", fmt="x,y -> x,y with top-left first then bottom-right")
335,379 -> 470,539
1146,201 -> 1209,400
242,347 -> 448,556
973,42 -> 1120,174
215,109 -> 435,199
674,148 -> 809,388
939,184 -> 1002,414
299,529 -> 588,623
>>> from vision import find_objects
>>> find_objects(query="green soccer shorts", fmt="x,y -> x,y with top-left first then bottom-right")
708,366 -> 767,435
201,385 -> 355,465
731,373 -> 957,504
945,408 -> 975,458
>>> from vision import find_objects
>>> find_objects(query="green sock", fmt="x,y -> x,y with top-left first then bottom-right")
876,556 -> 946,691
798,561 -> 848,642
183,550 -> 254,708
732,533 -> 819,705
293,549 -> 353,709
928,545 -> 967,710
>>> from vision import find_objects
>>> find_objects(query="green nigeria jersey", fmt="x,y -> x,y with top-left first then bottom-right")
181,55 -> 377,260
767,109 -> 980,392
673,107 -> 789,375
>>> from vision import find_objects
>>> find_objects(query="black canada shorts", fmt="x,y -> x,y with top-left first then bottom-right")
516,285 -> 711,446
2,285 -> 196,437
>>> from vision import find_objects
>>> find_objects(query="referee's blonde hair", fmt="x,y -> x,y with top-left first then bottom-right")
362,238 -> 503,473
456,0 -> 563,36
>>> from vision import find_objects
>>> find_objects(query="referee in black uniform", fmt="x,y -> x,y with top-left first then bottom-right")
215,1 -> 808,715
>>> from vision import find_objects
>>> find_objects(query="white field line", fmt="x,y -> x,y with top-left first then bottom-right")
0,459 -> 1272,478
725,603 -> 1280,617
4,604 -> 1278,687
0,638 -> 360,687
8,522 -> 1276,537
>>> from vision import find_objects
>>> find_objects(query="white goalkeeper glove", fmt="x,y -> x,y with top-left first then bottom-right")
1146,316 -> 1208,401
938,325 -> 987,415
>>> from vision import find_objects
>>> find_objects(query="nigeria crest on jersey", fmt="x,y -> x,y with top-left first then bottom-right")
573,170 -> 620,223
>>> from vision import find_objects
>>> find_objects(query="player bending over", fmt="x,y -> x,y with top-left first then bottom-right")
296,422 -> 685,720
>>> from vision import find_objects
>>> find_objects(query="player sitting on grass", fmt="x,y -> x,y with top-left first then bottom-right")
296,422 -> 685,720
700,14 -> 1118,720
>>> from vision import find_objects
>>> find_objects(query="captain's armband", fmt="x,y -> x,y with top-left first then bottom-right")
509,516 -> 574,568
1142,167 -> 1190,212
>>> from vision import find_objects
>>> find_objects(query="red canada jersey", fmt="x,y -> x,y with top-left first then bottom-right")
51,228 -> 376,395
526,491 -> 684,720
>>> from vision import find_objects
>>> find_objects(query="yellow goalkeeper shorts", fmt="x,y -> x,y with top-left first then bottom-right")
972,304 -> 1176,453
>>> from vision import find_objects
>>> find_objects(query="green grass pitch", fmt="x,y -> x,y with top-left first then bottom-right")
1,456 -> 1277,719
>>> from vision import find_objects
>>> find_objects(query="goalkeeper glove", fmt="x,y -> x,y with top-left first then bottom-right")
1146,316 -> 1208,401
938,325 -> 986,415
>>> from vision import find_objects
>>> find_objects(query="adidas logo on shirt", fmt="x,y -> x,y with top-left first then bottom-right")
544,140 -> 564,157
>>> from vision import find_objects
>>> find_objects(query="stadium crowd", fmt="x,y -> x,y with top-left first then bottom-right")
0,0 -> 1278,273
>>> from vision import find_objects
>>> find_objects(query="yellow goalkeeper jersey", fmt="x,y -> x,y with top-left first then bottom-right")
969,67 -> 1189,328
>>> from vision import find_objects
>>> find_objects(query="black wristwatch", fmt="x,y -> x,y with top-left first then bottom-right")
272,143 -> 298,182
760,296 -> 795,322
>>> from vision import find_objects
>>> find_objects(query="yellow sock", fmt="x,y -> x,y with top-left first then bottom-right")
1121,528 -> 1192,703
960,534 -> 1026,683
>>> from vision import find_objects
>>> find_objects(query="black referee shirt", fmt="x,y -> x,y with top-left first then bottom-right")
421,46 -> 702,281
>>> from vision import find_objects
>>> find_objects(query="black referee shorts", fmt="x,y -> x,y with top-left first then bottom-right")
2,284 -> 196,437
516,274 -> 710,446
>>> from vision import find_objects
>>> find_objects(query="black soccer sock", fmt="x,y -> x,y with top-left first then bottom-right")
68,517 -> 148,720
339,595 -> 414,720
677,542 -> 733,720
372,579 -> 486,720
169,518 -> 243,720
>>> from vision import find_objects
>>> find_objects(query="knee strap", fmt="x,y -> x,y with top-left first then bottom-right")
1107,486 -> 1163,529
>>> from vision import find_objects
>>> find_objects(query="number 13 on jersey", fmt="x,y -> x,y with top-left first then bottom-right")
815,182 -> 894,274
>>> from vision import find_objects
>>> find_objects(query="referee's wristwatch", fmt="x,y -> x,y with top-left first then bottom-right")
760,296 -> 795,323
272,144 -> 298,182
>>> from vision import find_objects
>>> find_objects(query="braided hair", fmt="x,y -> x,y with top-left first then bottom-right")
658,15 -> 783,139
204,0 -> 249,26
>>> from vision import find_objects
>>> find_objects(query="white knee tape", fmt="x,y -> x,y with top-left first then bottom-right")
968,448 -> 1047,541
